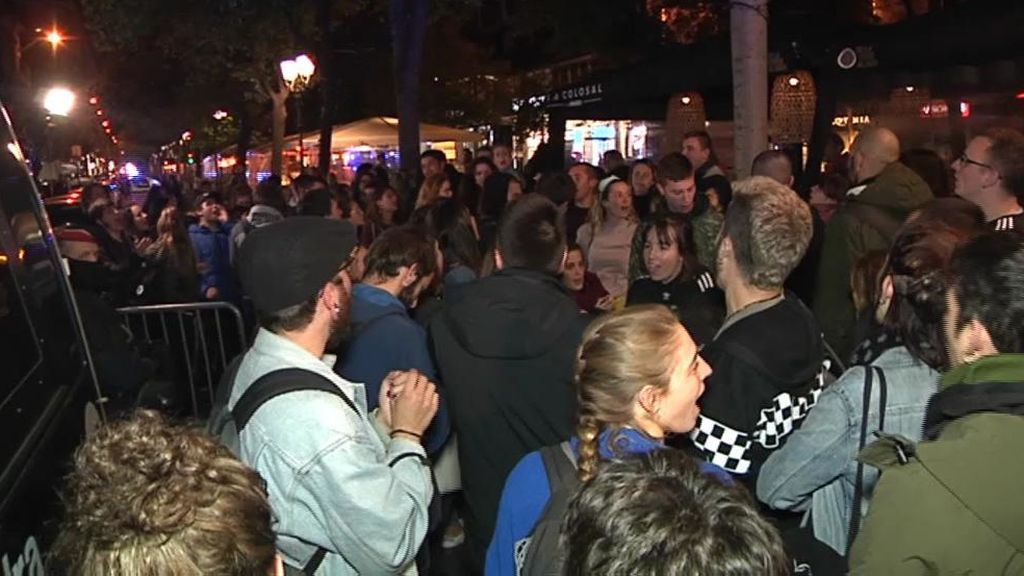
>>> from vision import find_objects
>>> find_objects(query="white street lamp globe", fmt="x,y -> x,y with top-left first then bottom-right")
295,54 -> 316,79
280,59 -> 299,83
43,87 -> 75,117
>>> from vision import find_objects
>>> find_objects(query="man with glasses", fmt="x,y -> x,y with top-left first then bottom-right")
228,217 -> 438,575
954,127 -> 1024,231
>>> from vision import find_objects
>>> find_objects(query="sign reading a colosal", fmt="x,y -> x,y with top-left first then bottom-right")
546,83 -> 604,108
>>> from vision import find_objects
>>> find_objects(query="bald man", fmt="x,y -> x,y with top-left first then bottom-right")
813,127 -> 933,360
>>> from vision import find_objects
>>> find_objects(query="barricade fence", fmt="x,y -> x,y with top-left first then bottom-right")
116,301 -> 248,419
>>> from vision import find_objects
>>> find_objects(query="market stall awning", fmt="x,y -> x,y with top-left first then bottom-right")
249,117 -> 485,153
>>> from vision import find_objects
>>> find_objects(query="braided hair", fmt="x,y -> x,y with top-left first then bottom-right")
574,305 -> 685,482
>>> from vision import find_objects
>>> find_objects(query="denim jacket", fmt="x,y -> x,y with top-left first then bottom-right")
229,329 -> 434,575
756,346 -> 938,554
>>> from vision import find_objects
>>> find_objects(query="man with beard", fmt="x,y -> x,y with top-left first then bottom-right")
229,217 -> 438,575
337,226 -> 450,455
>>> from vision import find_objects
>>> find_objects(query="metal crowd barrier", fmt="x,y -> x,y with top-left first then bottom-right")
116,301 -> 247,418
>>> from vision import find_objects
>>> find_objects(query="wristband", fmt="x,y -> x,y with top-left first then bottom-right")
389,429 -> 423,441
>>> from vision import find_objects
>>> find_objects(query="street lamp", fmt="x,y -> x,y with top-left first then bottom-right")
43,87 -> 75,117
213,109 -> 229,121
280,53 -> 316,168
22,27 -> 65,55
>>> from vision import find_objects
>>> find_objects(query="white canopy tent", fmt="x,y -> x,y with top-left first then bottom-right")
253,116 -> 485,152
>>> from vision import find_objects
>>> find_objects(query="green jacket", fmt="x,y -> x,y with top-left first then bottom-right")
813,162 -> 932,360
849,354 -> 1024,575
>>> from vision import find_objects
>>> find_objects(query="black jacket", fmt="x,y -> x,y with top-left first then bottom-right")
626,269 -> 724,346
428,267 -> 589,563
688,294 -> 825,487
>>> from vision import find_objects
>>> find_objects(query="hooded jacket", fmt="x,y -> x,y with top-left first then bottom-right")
849,354 -> 1024,575
337,283 -> 450,455
428,267 -> 590,563
813,161 -> 932,360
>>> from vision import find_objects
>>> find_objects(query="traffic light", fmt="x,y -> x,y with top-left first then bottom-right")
186,152 -> 195,165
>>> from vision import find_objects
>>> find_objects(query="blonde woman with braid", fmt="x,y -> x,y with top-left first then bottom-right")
485,305 -> 730,576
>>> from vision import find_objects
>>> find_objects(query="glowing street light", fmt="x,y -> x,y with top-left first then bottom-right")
88,96 -> 99,106
279,53 -> 316,168
46,29 -> 64,48
213,109 -> 229,121
43,87 -> 75,116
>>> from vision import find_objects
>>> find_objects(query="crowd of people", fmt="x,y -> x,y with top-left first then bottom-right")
47,126 -> 1024,575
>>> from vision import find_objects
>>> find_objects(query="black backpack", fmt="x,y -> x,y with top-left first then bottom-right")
521,441 -> 579,576
208,355 -> 359,576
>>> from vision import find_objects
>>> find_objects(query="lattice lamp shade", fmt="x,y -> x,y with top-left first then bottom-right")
664,92 -> 707,153
770,71 -> 816,145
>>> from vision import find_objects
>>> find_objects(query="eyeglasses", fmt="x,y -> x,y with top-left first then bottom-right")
957,153 -> 993,170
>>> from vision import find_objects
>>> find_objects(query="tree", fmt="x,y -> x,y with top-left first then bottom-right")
390,0 -> 430,178
82,0 -> 380,177
730,0 -> 769,179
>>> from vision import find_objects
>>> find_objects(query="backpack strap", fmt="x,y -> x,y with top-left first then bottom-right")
232,368 -> 358,432
232,368 -> 358,575
847,366 -> 888,554
539,441 -> 579,491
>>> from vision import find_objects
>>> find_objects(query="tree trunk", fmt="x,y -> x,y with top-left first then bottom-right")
390,0 -> 430,181
730,0 -> 769,179
316,0 -> 334,177
236,105 -> 253,181
270,85 -> 289,177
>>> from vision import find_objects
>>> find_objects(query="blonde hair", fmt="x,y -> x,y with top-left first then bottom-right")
575,305 -> 685,481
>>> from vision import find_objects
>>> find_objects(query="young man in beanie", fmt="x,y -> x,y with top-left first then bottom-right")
230,217 -> 439,575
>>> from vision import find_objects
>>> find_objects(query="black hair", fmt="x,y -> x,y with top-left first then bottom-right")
949,230 -> 1024,355
259,293 -> 318,334
292,174 -> 326,193
496,194 -> 565,274
413,198 -> 482,274
562,450 -> 788,576
420,149 -> 447,165
901,148 -> 952,198
636,212 -> 702,281
656,152 -> 695,183
535,172 -> 575,206
751,150 -> 794,186
481,172 -> 514,221
363,225 -> 438,281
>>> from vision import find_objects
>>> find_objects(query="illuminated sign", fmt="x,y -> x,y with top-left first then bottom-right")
545,83 -> 604,108
832,115 -> 871,127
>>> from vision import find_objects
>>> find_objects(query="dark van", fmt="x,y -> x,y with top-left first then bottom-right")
0,104 -> 105,572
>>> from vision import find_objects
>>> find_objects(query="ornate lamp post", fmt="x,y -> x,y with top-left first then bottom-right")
280,54 -> 316,169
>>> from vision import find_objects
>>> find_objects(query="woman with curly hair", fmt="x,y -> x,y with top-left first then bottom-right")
485,305 -> 730,576
48,410 -> 280,576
